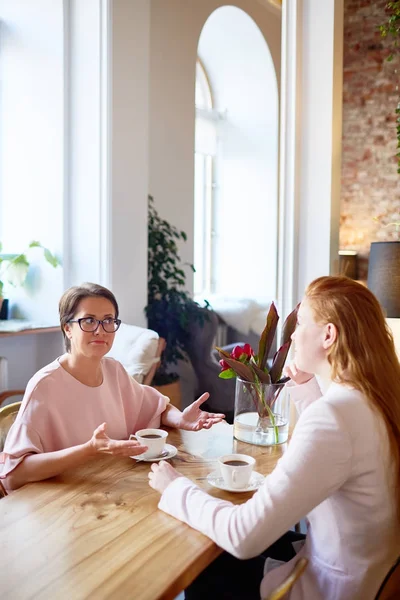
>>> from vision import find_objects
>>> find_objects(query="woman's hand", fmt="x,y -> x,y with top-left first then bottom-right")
179,393 -> 225,431
88,423 -> 148,457
284,362 -> 314,386
148,460 -> 183,494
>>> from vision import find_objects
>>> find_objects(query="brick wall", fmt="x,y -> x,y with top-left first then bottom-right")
341,0 -> 400,280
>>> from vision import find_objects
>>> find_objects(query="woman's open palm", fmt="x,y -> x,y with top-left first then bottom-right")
89,423 -> 148,457
179,393 -> 225,431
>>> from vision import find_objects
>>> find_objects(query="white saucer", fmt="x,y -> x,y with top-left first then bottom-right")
207,470 -> 264,492
131,443 -> 177,462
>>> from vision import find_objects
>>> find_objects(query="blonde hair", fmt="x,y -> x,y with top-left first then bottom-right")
306,276 -> 400,515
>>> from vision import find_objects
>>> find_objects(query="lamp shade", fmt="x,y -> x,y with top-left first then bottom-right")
367,241 -> 400,318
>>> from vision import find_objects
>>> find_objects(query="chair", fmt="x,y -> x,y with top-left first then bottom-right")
0,479 -> 7,498
264,558 -> 308,600
0,389 -> 24,407
0,400 -> 22,451
180,306 -> 275,421
107,323 -> 166,385
375,556 -> 400,600
182,308 -> 237,421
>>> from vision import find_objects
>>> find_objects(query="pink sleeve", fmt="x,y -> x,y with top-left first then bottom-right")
0,421 -> 43,479
286,376 -> 322,415
120,367 -> 169,432
134,383 -> 169,430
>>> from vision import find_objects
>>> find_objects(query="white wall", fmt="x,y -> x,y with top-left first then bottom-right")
149,0 -> 281,292
109,0 -> 150,326
66,0 -> 104,288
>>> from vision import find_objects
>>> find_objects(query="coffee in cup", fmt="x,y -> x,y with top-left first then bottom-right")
130,428 -> 168,459
218,453 -> 255,489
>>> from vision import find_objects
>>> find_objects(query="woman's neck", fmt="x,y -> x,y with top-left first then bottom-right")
315,361 -> 333,394
60,353 -> 103,387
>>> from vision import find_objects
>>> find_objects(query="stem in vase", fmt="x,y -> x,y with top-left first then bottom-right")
255,382 -> 279,444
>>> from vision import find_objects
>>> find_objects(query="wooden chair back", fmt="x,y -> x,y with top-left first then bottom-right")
375,556 -> 400,600
264,558 -> 308,600
0,479 -> 7,498
0,389 -> 24,407
0,400 -> 22,451
143,337 -> 166,386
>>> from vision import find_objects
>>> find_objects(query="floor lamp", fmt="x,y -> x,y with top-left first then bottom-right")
367,241 -> 400,357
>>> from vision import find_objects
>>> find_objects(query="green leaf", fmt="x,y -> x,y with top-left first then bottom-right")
28,240 -> 41,248
219,355 -> 255,382
43,248 -> 60,268
258,302 -> 279,370
0,280 -> 3,297
5,259 -> 29,287
218,368 -> 236,379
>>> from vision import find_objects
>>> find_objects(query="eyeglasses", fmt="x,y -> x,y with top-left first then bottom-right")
69,317 -> 121,333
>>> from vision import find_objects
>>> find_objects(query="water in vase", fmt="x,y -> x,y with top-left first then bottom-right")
234,411 -> 289,446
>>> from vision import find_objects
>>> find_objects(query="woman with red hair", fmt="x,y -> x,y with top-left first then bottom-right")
149,276 -> 400,599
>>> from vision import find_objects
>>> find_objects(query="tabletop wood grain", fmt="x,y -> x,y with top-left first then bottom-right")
0,423 -> 287,600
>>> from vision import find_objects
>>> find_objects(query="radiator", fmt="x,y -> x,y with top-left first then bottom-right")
0,357 -> 8,391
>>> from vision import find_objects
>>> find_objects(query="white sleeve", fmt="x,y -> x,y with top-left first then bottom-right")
286,376 -> 323,415
158,399 -> 352,559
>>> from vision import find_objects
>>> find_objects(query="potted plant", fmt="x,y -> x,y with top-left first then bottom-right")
145,195 -> 209,407
0,240 -> 60,319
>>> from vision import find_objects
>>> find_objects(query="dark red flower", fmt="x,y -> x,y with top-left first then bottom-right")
231,345 -> 245,360
243,343 -> 254,357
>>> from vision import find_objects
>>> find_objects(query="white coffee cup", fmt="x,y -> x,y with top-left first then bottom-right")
130,428 -> 168,459
218,453 -> 255,489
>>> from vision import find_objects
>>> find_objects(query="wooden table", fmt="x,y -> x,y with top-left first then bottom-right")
0,423 -> 287,600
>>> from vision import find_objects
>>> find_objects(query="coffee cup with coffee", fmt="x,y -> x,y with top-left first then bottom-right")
130,428 -> 168,459
218,453 -> 255,489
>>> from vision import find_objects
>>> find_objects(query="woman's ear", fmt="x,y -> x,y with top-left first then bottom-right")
322,323 -> 337,350
63,322 -> 73,341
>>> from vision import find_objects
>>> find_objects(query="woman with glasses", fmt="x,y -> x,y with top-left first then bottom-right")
1,283 -> 224,491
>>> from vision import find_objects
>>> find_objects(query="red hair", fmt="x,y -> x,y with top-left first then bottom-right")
306,276 -> 400,514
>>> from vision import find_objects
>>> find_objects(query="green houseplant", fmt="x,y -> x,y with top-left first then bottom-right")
0,240 -> 60,317
145,195 -> 209,387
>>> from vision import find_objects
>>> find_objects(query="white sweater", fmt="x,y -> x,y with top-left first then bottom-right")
159,379 -> 400,599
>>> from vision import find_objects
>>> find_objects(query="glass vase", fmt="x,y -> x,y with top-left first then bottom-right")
233,378 -> 290,446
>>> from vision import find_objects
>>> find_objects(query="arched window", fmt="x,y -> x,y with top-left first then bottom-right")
195,7 -> 279,303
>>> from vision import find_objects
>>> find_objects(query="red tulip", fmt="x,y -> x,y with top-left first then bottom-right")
243,343 -> 254,357
231,345 -> 245,360
219,359 -> 230,371
231,344 -> 254,361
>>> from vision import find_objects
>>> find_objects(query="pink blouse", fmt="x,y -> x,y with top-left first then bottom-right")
0,356 -> 169,478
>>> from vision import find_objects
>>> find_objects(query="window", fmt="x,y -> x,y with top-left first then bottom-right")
195,7 -> 278,302
194,59 -> 217,296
